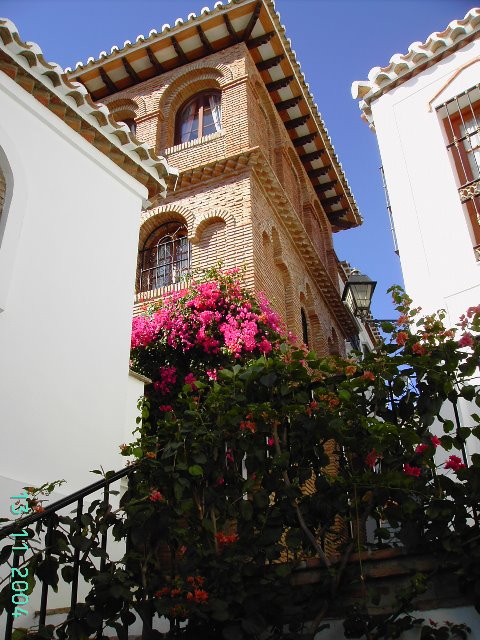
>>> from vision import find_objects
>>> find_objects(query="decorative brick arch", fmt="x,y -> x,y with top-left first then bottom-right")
191,208 -> 235,244
105,97 -> 139,119
304,282 -> 326,355
139,205 -> 194,249
253,79 -> 281,148
157,63 -> 231,151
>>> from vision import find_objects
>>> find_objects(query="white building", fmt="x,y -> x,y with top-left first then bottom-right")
0,18 -> 176,508
352,8 -> 480,325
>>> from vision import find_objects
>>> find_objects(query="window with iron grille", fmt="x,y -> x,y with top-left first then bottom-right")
437,85 -> 480,259
175,91 -> 221,145
138,222 -> 191,293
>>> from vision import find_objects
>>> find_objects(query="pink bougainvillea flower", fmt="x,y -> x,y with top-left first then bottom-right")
149,490 -> 164,503
430,435 -> 441,448
444,455 -> 466,472
396,332 -> 408,346
365,449 -> 379,469
403,464 -> 421,477
415,444 -> 428,454
362,371 -> 375,382
184,373 -> 198,390
466,305 -> 480,318
239,419 -> 256,433
159,405 -> 173,412
267,437 -> 275,447
131,316 -> 157,349
215,532 -> 239,545
412,342 -> 427,356
225,448 -> 234,463
206,369 -> 217,381
458,332 -> 474,348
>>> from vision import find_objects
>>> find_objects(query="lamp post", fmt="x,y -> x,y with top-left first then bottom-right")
342,270 -> 377,320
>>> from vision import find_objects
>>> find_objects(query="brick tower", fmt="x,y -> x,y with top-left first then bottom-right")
68,0 -> 361,354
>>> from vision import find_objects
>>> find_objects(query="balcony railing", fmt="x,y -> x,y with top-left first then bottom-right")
0,466 -> 135,640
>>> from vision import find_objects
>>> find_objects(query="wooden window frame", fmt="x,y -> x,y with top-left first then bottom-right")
175,90 -> 221,145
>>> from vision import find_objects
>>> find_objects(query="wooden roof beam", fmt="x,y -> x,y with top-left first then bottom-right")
328,210 -> 352,228
122,57 -> 140,83
321,194 -> 343,207
223,13 -> 239,43
293,132 -> 318,147
256,54 -> 285,71
284,114 -> 310,130
99,67 -> 117,94
171,36 -> 189,65
275,95 -> 302,111
145,46 -> 165,74
247,31 -> 274,49
300,149 -> 325,163
315,180 -> 338,193
196,24 -> 214,54
266,75 -> 294,92
308,164 -> 331,178
242,1 -> 262,41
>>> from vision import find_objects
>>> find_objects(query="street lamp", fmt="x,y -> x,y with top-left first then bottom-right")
342,270 -> 377,320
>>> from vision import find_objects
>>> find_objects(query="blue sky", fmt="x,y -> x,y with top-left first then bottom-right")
1,0 -> 474,319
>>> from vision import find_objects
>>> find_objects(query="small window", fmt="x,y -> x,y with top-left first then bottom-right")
301,308 -> 309,347
119,118 -> 136,135
175,91 -> 221,145
138,222 -> 190,292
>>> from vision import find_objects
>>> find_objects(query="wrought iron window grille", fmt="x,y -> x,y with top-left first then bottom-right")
139,222 -> 191,293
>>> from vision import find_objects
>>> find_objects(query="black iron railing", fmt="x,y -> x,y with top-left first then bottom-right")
0,466 -> 135,640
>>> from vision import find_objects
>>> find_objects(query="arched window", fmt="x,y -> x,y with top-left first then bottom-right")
118,118 -> 136,135
175,91 -> 221,144
301,308 -> 309,347
139,222 -> 191,292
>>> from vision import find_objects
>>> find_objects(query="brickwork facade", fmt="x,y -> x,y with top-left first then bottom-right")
103,43 -> 349,353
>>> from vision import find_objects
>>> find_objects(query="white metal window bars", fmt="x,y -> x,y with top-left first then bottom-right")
437,84 -> 480,259
139,223 -> 191,292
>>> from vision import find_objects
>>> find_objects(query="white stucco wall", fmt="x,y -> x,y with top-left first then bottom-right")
0,70 -> 148,507
371,40 -> 480,325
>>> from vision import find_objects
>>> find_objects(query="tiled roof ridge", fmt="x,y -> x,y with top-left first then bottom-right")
351,7 -> 480,127
64,0 -> 256,73
64,0 -> 361,226
0,17 -> 178,196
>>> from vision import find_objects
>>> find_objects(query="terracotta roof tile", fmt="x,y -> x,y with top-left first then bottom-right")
352,7 -> 480,128
0,17 -> 178,201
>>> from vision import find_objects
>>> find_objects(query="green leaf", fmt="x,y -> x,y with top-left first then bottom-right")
188,465 -> 203,477
240,500 -> 253,521
242,614 -> 267,635
0,546 -> 12,565
338,389 -> 350,401
222,625 -> 244,640
443,420 -> 454,433
260,373 -> 277,387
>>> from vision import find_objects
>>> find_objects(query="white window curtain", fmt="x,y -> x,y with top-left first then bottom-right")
180,102 -> 197,143
461,118 -> 480,181
209,94 -> 221,132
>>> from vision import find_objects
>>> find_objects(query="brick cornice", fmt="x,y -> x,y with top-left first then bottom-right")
159,146 -> 356,336
249,149 -> 357,337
